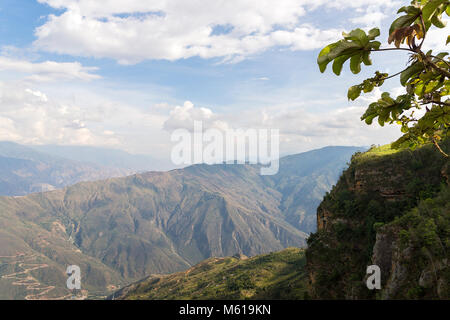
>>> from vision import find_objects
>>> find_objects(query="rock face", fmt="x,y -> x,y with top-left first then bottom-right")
373,225 -> 449,299
372,230 -> 408,299
306,141 -> 450,299
371,231 -> 396,283
316,205 -> 332,231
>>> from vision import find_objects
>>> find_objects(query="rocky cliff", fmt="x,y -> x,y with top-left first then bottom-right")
306,141 -> 449,299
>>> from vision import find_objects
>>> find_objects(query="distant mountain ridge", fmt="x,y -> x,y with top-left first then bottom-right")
0,145 -> 363,299
30,144 -> 175,172
0,141 -> 132,196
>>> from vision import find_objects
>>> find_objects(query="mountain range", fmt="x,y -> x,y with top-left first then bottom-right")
0,142 -> 178,197
0,141 -> 133,196
114,140 -> 449,300
0,145 -> 362,299
29,145 -> 174,172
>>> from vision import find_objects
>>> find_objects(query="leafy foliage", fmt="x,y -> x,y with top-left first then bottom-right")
386,185 -> 450,299
318,28 -> 381,75
318,0 -> 450,156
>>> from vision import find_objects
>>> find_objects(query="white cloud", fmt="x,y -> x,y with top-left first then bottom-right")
0,0 -> 413,160
0,79 -> 181,158
0,81 -> 403,160
163,101 -> 228,132
423,20 -> 450,52
347,0 -> 403,28
351,10 -> 387,28
33,0 -> 401,64
0,56 -> 101,82
0,82 -> 133,147
162,100 -> 402,154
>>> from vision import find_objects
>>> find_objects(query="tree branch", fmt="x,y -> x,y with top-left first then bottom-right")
428,100 -> 450,107
430,55 -> 450,68
425,58 -> 450,78
383,67 -> 411,81
370,47 -> 414,53
418,14 -> 427,50
432,138 -> 449,158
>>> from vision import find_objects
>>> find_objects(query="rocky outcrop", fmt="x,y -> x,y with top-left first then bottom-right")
306,140 -> 450,299
373,225 -> 449,299
316,205 -> 332,231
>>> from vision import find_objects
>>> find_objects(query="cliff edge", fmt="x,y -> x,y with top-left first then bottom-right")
306,140 -> 449,299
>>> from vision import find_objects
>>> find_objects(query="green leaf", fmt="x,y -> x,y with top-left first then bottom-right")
350,54 -> 362,74
367,41 -> 381,50
343,29 -> 369,46
363,81 -> 375,93
389,13 -> 420,36
425,80 -> 441,93
434,52 -> 449,60
381,92 -> 394,103
422,0 -> 447,22
332,55 -> 350,75
364,115 -> 376,125
318,41 -> 360,72
318,42 -> 338,73
447,35 -> 450,44
400,62 -> 424,86
348,85 -> 362,101
317,27 -> 383,75
431,12 -> 447,28
414,82 -> 425,96
317,40 -> 362,73
361,103 -> 378,124
397,6 -> 421,15
362,51 -> 372,66
367,28 -> 380,40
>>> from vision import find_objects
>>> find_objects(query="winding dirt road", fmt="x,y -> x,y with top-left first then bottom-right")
0,252 -> 75,300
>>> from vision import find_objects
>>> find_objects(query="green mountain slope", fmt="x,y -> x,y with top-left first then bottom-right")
110,248 -> 307,300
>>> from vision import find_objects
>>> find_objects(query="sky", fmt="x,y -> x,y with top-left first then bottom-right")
0,0 -> 448,162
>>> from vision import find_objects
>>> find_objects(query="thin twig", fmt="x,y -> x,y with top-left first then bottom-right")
432,138 -> 449,157
427,59 -> 450,78
428,100 -> 450,107
370,47 -> 414,53
429,55 -> 450,68
418,14 -> 427,50
382,67 -> 411,81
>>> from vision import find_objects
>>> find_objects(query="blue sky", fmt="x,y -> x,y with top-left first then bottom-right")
0,0 -> 447,161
